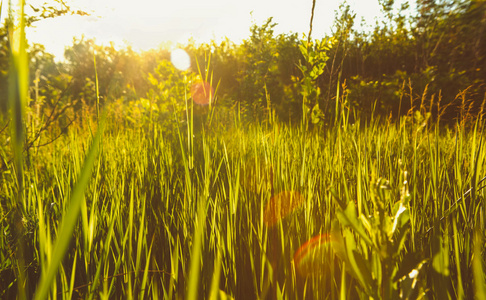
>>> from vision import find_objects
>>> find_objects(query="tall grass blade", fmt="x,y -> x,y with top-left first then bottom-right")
209,248 -> 222,300
34,116 -> 105,300
473,228 -> 486,300
93,49 -> 100,123
186,200 -> 207,300
7,0 -> 29,298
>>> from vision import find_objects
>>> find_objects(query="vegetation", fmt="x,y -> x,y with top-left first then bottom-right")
1,0 -> 485,299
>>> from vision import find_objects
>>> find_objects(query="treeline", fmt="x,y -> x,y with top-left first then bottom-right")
1,0 -> 485,129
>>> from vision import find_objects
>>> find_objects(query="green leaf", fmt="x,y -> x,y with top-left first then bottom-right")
186,200 -> 208,300
388,202 -> 409,237
474,229 -> 486,300
344,230 -> 374,295
432,235 -> 450,276
330,221 -> 347,263
298,43 -> 308,57
336,201 -> 373,246
311,104 -> 325,124
392,226 -> 410,257
218,290 -> 235,300
276,282 -> 285,300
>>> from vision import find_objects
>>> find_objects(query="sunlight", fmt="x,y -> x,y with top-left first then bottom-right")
18,0 -> 409,61
20,0 -> 339,59
170,48 -> 191,71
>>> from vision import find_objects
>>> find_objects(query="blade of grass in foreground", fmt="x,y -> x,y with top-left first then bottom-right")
34,116 -> 106,300
474,228 -> 486,300
186,199 -> 207,300
8,0 -> 29,298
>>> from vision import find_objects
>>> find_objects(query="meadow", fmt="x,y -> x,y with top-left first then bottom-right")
1,1 -> 486,299
2,94 -> 486,299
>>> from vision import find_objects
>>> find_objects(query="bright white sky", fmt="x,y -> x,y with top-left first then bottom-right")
3,0 -> 414,59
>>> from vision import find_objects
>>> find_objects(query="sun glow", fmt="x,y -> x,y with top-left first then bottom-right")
4,0 -> 403,60
170,49 -> 191,71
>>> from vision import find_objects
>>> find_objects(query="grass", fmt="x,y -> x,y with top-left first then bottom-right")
1,2 -> 485,299
1,104 -> 485,299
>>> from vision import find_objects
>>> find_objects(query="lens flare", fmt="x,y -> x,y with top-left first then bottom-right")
263,191 -> 305,226
293,234 -> 332,276
170,48 -> 191,71
190,81 -> 214,105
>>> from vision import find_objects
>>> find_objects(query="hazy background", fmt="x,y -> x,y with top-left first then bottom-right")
3,0 -> 414,59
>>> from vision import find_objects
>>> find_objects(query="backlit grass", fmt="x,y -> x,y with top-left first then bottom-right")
1,1 -> 485,299
1,107 -> 485,299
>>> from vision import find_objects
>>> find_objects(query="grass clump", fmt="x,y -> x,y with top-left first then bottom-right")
1,101 -> 485,299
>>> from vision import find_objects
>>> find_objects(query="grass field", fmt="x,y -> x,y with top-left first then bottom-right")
1,2 -> 486,299
1,102 -> 486,299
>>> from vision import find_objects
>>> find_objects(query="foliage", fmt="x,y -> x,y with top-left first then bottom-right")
341,0 -> 486,119
297,36 -> 335,125
1,98 -> 485,298
1,0 -> 486,299
2,1 -> 484,125
145,59 -> 196,130
331,171 -> 424,299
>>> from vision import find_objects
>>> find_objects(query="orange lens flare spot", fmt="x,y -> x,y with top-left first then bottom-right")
190,81 -> 214,105
263,191 -> 305,226
293,234 -> 332,276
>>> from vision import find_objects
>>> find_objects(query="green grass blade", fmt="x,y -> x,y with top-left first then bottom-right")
34,116 -> 105,300
67,252 -> 78,299
140,238 -> 154,300
452,217 -> 464,299
209,248 -> 222,300
474,228 -> 486,300
340,262 -> 346,300
7,1 -> 29,298
186,200 -> 207,300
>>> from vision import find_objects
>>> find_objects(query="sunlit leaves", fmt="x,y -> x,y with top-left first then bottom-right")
432,235 -> 450,277
331,172 -> 415,299
298,36 -> 335,125
146,59 -> 195,121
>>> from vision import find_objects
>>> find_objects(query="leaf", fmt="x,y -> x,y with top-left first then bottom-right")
392,226 -> 410,257
473,229 -> 486,300
276,282 -> 285,300
344,230 -> 374,296
335,201 -> 373,246
330,220 -> 347,262
432,235 -> 450,276
359,214 -> 372,235
310,65 -> 324,79
311,104 -> 325,124
388,202 -> 409,237
298,44 -> 308,57
218,290 -> 235,300
353,249 -> 375,290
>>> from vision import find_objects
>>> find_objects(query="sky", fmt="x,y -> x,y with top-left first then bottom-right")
2,0 -> 412,60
